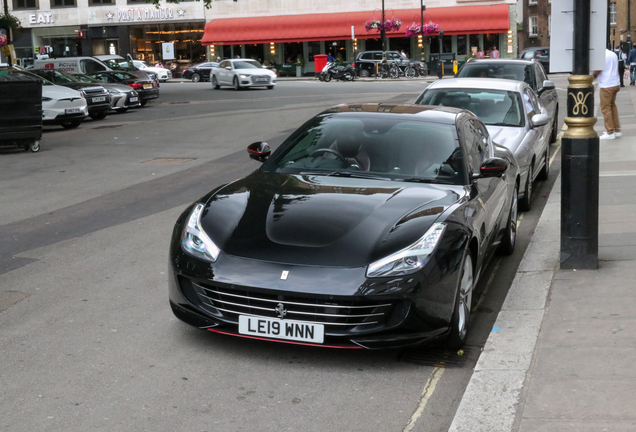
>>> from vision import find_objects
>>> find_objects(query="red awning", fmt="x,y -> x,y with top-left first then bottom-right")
202,4 -> 510,46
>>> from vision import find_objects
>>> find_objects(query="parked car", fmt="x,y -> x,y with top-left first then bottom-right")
354,50 -> 405,78
455,59 -> 559,143
4,67 -> 88,129
94,55 -> 158,84
519,47 -> 550,73
70,72 -> 141,113
211,59 -> 276,90
0,69 -> 42,152
168,103 -> 520,350
29,68 -> 111,120
416,78 -> 552,211
131,60 -> 172,82
182,62 -> 218,82
88,71 -> 158,106
33,56 -> 111,75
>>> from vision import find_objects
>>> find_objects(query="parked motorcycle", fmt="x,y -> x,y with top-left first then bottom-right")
319,61 -> 355,82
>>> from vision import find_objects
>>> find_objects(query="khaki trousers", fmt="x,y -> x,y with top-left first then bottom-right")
600,86 -> 621,134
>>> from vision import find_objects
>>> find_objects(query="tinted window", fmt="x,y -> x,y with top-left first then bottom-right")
264,114 -> 465,184
417,88 -> 525,127
388,52 -> 401,61
219,61 -> 230,68
360,53 -> 372,60
232,60 -> 262,69
522,50 -> 535,59
81,59 -> 107,74
462,120 -> 483,175
373,52 -> 383,61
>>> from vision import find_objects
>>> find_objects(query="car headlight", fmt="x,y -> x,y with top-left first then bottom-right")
240,74 -> 252,79
181,203 -> 220,262
109,88 -> 122,95
366,223 -> 445,278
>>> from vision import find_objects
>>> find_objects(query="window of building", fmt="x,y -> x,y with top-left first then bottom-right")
89,0 -> 112,4
12,0 -> 37,9
610,2 -> 616,25
457,35 -> 467,55
529,16 -> 538,37
548,15 -> 551,36
529,0 -> 537,5
52,0 -> 75,7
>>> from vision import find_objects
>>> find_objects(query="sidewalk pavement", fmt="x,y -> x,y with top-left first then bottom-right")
449,84 -> 636,431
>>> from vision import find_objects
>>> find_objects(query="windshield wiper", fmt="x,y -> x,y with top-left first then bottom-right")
299,171 -> 390,180
488,122 -> 520,127
394,177 -> 449,184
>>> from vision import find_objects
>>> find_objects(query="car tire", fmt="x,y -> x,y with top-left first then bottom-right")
499,185 -> 518,256
117,108 -> 128,114
191,73 -> 201,83
549,106 -> 559,143
519,163 -> 533,212
537,146 -> 550,181
140,100 -> 148,107
29,140 -> 40,153
89,111 -> 108,120
212,76 -> 220,89
233,76 -> 241,90
267,85 -> 274,90
60,120 -> 82,129
445,251 -> 474,350
360,69 -> 370,78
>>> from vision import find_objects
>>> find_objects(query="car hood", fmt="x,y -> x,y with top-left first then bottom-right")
42,84 -> 84,101
199,171 -> 462,267
61,83 -> 106,92
100,83 -> 134,93
234,68 -> 276,77
486,125 -> 526,156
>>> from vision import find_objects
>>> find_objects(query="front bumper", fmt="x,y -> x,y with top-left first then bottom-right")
239,74 -> 276,87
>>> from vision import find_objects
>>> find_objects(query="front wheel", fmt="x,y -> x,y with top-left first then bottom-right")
212,76 -> 220,89
389,65 -> 399,79
359,69 -> 370,78
418,67 -> 428,78
267,85 -> 274,90
519,164 -> 533,211
60,120 -> 82,129
499,185 -> 518,255
445,252 -> 474,350
324,73 -> 332,82
233,76 -> 241,90
29,140 -> 40,153
89,111 -> 108,120
404,66 -> 416,78
191,73 -> 201,83
140,100 -> 148,107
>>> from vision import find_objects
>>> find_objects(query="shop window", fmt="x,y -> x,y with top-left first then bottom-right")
244,44 -> 263,62
469,34 -> 480,55
457,35 -> 467,56
307,42 -> 320,62
12,0 -> 37,9
52,0 -> 76,7
90,0 -> 112,4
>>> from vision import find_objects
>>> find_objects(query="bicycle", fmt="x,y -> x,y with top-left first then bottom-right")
377,61 -> 399,79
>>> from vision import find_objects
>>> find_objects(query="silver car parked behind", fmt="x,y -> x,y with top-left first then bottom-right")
415,78 -> 552,211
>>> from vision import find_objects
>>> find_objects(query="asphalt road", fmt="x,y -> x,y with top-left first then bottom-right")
0,76 -> 568,432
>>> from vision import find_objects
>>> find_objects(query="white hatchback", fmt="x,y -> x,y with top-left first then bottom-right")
211,59 -> 277,90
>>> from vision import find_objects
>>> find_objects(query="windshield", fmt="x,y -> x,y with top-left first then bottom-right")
456,63 -> 534,87
263,113 -> 465,185
36,69 -> 79,84
0,69 -> 53,85
102,58 -> 136,72
232,60 -> 262,69
417,89 -> 524,127
72,73 -> 100,83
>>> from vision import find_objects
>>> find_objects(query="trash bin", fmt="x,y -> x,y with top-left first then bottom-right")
0,71 -> 43,152
314,54 -> 328,78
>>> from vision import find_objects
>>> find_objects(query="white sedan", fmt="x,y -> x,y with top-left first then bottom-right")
132,60 -> 172,82
211,58 -> 276,90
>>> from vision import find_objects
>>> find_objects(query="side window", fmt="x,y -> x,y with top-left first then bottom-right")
462,121 -> 483,175
535,64 -> 547,86
388,52 -> 401,61
473,120 -> 491,157
361,53 -> 372,60
523,88 -> 541,119
219,61 -> 229,68
81,59 -> 107,75
523,65 -> 536,90
373,52 -> 383,61
522,50 -> 535,59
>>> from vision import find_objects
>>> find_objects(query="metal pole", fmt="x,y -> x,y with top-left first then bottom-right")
560,0 -> 599,269
381,0 -> 386,61
628,0 -> 632,44
421,2 -> 425,62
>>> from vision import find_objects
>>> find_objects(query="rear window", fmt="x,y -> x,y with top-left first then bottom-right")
456,63 -> 534,87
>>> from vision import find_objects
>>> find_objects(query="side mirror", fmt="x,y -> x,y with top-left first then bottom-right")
538,80 -> 555,95
247,141 -> 271,162
531,113 -> 550,128
474,157 -> 509,179
225,66 -> 232,71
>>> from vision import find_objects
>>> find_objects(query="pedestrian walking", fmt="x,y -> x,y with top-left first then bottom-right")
628,42 -> 636,86
490,46 -> 500,59
594,49 -> 621,140
617,48 -> 626,87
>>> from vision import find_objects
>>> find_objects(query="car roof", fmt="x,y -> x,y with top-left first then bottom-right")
325,103 -> 471,124
425,77 -> 528,92
465,58 -> 537,66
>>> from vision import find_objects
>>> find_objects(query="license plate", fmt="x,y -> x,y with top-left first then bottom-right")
255,78 -> 268,83
238,315 -> 324,343
143,84 -> 152,89
92,96 -> 106,102
130,97 -> 138,102
65,108 -> 81,114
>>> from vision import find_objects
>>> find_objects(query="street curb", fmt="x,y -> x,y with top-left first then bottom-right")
448,149 -> 562,431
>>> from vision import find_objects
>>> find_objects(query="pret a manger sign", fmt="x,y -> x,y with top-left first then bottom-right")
117,7 -> 174,22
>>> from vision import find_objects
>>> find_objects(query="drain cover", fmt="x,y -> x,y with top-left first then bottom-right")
399,345 -> 478,368
142,158 -> 196,164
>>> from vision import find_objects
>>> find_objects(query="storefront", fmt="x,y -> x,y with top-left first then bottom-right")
201,3 -> 514,75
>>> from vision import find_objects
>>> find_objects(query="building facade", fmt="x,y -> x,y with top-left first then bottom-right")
6,0 -> 518,74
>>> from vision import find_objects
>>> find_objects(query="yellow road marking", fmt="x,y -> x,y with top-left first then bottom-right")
403,367 -> 445,432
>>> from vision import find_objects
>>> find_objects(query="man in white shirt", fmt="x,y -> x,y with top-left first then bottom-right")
594,49 -> 621,140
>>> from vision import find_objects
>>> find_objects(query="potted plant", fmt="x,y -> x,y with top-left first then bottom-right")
0,13 -> 21,33
295,54 -> 305,77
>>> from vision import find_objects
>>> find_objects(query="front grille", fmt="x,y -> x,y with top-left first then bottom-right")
252,75 -> 271,84
191,282 -> 395,334
82,86 -> 107,97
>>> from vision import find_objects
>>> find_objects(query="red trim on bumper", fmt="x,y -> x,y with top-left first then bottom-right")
206,328 -> 364,349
